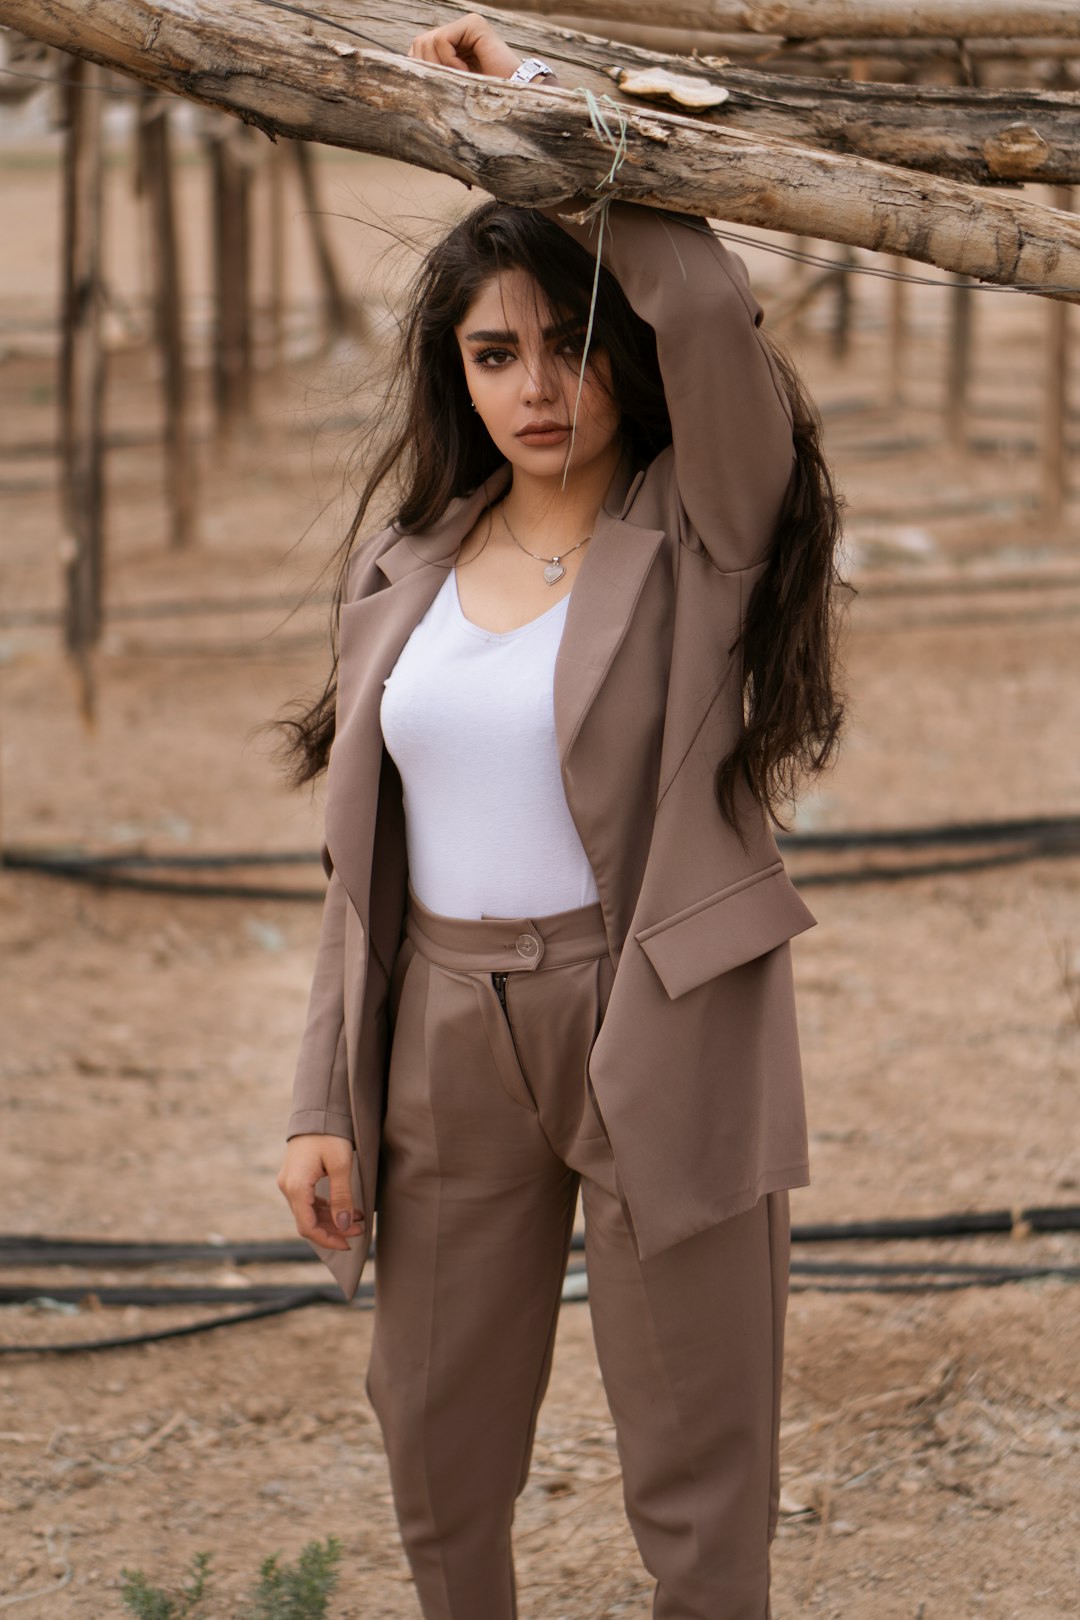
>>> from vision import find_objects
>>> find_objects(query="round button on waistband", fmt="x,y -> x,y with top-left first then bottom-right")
515,933 -> 540,960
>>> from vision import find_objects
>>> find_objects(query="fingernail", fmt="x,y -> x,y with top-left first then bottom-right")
335,1211 -> 350,1231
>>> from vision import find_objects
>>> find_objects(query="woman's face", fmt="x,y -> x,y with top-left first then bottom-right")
455,268 -> 621,477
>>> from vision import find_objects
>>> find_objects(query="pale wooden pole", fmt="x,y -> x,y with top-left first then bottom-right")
785,235 -> 811,343
510,1 -> 1080,40
831,247 -> 856,362
291,141 -> 357,348
266,138 -> 288,371
945,274 -> 974,453
137,95 -> 196,546
207,122 -> 254,441
1043,185 -> 1074,524
887,257 -> 908,410
59,55 -> 106,718
545,12 -> 1080,68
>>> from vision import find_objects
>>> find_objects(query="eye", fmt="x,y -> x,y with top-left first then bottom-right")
472,345 -> 514,368
558,330 -> 588,357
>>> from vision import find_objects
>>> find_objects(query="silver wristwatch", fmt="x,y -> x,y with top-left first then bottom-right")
508,57 -> 554,85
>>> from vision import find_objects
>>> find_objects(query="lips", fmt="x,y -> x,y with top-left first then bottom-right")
516,421 -> 570,441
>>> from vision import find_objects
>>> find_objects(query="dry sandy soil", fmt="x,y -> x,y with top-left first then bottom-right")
1,133 -> 1078,1619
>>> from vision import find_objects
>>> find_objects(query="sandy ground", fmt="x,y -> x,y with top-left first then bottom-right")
1,133 -> 1079,1618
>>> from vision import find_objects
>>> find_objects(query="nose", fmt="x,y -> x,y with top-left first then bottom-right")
519,347 -> 559,406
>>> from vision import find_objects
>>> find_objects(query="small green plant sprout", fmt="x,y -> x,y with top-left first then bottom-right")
235,1535 -> 343,1619
119,1549 -> 213,1619
118,1538 -> 343,1620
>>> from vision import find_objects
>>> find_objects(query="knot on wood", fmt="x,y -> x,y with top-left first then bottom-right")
465,82 -> 513,125
746,3 -> 797,34
983,124 -> 1051,180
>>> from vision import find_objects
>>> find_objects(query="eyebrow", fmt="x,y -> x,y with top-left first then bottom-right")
463,316 -> 583,343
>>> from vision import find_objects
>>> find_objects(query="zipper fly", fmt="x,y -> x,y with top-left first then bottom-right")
490,970 -> 536,1108
492,971 -> 510,1022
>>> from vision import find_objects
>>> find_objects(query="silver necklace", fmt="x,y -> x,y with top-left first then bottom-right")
499,503 -> 590,586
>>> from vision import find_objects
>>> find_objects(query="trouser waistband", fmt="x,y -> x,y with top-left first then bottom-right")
404,883 -> 609,974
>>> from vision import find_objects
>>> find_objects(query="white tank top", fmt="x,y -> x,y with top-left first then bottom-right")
380,567 -> 601,919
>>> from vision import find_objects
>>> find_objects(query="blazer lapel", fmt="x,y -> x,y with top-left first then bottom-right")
554,483 -> 664,769
324,466 -> 512,919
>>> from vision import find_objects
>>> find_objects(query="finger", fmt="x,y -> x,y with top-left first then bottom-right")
433,35 -> 472,71
312,1196 -> 364,1244
410,32 -> 459,68
407,33 -> 438,64
313,1194 -> 364,1234
285,1185 -> 349,1250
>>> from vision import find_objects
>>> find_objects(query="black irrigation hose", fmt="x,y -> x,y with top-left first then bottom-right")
0,1289 -> 352,1357
5,814 -> 1080,899
776,815 -> 1080,852
5,1260 -> 1079,1308
3,1202 -> 1077,1357
4,1259 -> 1078,1356
793,843 -> 1080,887
790,1204 -> 1080,1241
0,849 -> 325,903
1,1204 -> 1077,1269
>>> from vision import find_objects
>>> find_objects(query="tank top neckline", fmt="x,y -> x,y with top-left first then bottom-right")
450,566 -> 571,643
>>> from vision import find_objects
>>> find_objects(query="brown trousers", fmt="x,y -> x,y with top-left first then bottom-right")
365,887 -> 790,1620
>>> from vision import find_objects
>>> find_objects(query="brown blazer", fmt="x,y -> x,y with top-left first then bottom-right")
286,199 -> 817,1301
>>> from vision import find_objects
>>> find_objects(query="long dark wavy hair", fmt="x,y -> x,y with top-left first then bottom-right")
278,200 -> 846,830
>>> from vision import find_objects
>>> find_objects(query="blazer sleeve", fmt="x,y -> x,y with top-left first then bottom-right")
285,850 -> 355,1142
538,191 -> 796,573
283,522 -> 399,1142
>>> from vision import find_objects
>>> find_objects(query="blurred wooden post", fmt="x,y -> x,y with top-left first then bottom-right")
823,54 -> 873,365
888,256 -> 908,408
786,234 -> 812,341
291,141 -> 356,347
137,96 -> 195,547
59,54 -> 106,717
267,138 -> 288,369
1043,184 -> 1074,523
831,246 -> 856,360
946,273 -> 973,450
208,122 -> 254,439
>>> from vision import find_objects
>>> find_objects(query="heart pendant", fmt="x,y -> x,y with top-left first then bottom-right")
543,561 -> 565,585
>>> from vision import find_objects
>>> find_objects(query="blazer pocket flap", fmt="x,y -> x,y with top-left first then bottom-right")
634,863 -> 816,999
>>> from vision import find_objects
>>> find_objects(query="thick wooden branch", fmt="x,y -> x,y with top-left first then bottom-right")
2,0 -> 1079,301
508,2 -> 1080,41
15,1 -> 1080,185
546,14 -> 1080,66
7,2 -> 1080,184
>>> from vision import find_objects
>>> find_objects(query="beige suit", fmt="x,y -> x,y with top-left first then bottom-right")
287,198 -> 816,1302
284,196 -> 820,1620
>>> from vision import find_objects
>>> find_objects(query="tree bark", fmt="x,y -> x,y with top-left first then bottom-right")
509,2 -> 1080,41
3,0 -> 1080,299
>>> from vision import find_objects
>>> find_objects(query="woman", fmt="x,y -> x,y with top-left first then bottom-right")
277,15 -> 844,1620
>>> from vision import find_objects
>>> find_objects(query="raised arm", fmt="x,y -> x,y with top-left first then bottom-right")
406,17 -> 797,573
538,193 -> 797,573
